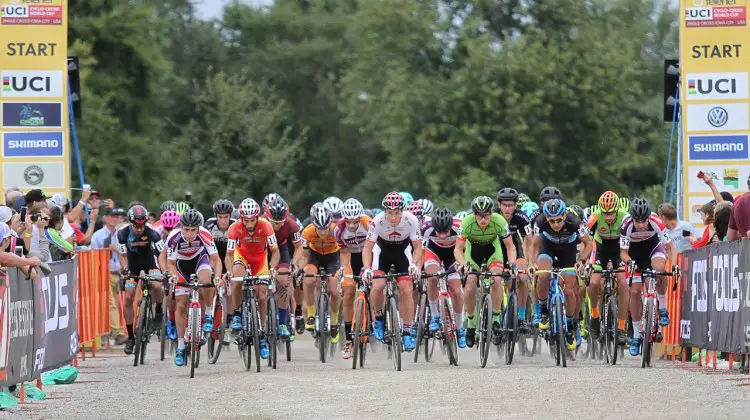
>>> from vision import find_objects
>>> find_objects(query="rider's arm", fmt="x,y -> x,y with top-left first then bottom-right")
619,237 -> 631,264
528,235 -> 540,265
454,238 -> 467,266
362,240 -> 374,269
502,236 -> 516,265
210,252 -> 222,277
578,233 -> 594,263
340,247 -> 351,271
411,239 -> 423,269
665,241 -> 677,268
269,245 -> 280,270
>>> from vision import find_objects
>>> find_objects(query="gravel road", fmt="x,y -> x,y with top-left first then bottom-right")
5,334 -> 750,419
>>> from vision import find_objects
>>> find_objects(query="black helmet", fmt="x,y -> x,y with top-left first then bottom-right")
213,199 -> 234,215
432,208 -> 454,232
568,204 -> 585,221
266,197 -> 289,222
128,205 -> 149,225
497,187 -> 519,202
180,208 -> 204,227
629,197 -> 651,221
540,186 -> 561,202
160,200 -> 177,212
471,196 -> 494,214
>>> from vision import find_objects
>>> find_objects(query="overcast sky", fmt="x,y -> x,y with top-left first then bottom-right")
196,0 -> 273,19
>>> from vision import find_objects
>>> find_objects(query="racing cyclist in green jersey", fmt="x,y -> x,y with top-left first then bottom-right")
454,196 -> 517,347
585,191 -> 629,339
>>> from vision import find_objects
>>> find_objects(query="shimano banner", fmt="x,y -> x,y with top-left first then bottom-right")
680,241 -> 750,354
0,259 -> 79,387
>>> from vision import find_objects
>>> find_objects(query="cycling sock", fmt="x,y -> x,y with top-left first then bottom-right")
455,312 -> 463,327
492,312 -> 502,324
618,319 -> 626,330
178,338 -> 185,350
331,311 -> 339,325
591,307 -> 600,318
278,308 -> 288,325
518,306 -> 526,321
538,299 -> 548,313
295,305 -> 302,317
658,294 -> 667,310
307,305 -> 315,318
467,314 -> 477,329
428,300 -> 438,315
126,324 -> 134,340
632,321 -> 642,339
345,322 -> 352,341
376,314 -> 385,324
533,302 -> 541,315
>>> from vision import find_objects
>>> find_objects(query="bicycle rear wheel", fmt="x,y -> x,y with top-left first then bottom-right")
505,293 -> 517,365
240,301 -> 251,371
387,296 -> 402,371
554,298 -> 567,368
642,298 -> 655,368
317,293 -> 329,364
414,292 -> 427,363
133,298 -> 148,367
208,293 -> 228,364
441,295 -> 458,366
478,293 -> 493,368
250,298 -> 262,372
352,298 -> 364,370
267,297 -> 278,369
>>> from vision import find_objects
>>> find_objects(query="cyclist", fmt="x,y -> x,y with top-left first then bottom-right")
517,193 -> 530,210
165,209 -> 222,366
406,200 -> 426,225
455,196 -> 517,347
496,188 -> 533,333
204,199 -> 235,274
116,205 -> 165,355
619,197 -> 677,356
323,196 -> 344,224
158,210 -> 180,341
526,186 -> 562,328
417,198 -> 435,219
264,197 -> 301,339
262,193 -> 281,211
334,198 -> 372,358
400,192 -> 414,206
528,199 -> 593,351
295,204 -> 342,343
226,198 -> 281,359
422,208 -> 466,347
586,191 -> 629,339
175,201 -> 190,216
362,191 -> 423,351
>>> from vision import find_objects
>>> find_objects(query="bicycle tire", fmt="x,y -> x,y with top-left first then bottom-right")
160,310 -> 167,361
505,293 -> 517,365
189,307 -> 200,378
478,293 -> 492,368
526,296 -> 538,356
642,298 -> 655,368
317,293 -> 329,364
414,292 -> 427,363
267,297 -> 278,369
360,299 -> 370,368
441,295 -> 458,366
352,298 -> 364,369
606,296 -> 619,365
388,296 -> 402,371
554,298 -> 567,368
133,298 -> 148,367
240,300 -> 251,371
286,298 -> 293,362
207,294 -> 228,364
250,298 -> 262,372
139,303 -> 150,365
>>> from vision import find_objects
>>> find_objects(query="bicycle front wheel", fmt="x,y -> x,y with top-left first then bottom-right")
478,293 -> 492,368
240,301 -> 251,371
189,307 -> 201,378
388,296 -> 402,371
133,298 -> 148,367
604,295 -> 619,365
642,298 -> 655,368
414,292 -> 427,363
352,297 -> 364,370
317,293 -> 329,364
441,295 -> 458,366
207,293 -> 228,364
250,298 -> 262,372
505,293 -> 517,365
159,309 -> 167,361
267,297 -> 278,369
554,298 -> 567,368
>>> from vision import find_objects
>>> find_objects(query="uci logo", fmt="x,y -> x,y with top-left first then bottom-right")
1,71 -> 62,98
689,78 -> 736,95
707,107 -> 728,127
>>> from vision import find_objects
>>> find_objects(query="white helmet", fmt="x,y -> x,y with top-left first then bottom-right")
238,198 -> 260,218
323,196 -> 344,217
418,199 -> 434,216
311,205 -> 332,228
263,193 -> 281,209
342,198 -> 364,220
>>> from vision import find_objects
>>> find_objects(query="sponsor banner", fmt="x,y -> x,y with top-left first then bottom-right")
2,160 -> 66,189
0,70 -> 62,98
685,6 -> 747,27
686,103 -> 749,131
687,164 -> 750,194
0,268 -> 35,386
2,131 -> 63,157
1,102 -> 62,128
686,72 -> 749,100
0,4 -> 63,25
687,134 -> 749,160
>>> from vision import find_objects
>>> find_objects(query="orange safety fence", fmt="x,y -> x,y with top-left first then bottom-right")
77,249 -> 111,358
661,254 -> 683,361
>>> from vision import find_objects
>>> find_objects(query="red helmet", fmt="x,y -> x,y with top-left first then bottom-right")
128,205 -> 148,225
382,191 -> 404,210
405,200 -> 423,218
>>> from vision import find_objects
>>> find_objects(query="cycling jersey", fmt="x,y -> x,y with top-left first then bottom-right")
498,210 -> 529,261
619,213 -> 670,277
117,225 -> 164,273
422,217 -> 461,272
534,212 -> 586,269
366,211 -> 421,273
334,216 -> 372,253
586,208 -> 628,243
204,217 -> 236,271
301,224 -> 338,255
458,213 -> 509,269
266,215 -> 301,266
227,219 -> 277,275
165,227 -> 218,292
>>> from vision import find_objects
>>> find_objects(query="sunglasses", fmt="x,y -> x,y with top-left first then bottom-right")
547,217 -> 564,225
40,216 -> 50,221
475,212 -> 492,219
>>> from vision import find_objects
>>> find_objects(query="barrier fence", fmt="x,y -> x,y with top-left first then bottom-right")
76,249 -> 111,358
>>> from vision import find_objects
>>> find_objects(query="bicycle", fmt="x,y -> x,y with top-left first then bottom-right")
577,273 -> 597,360
370,265 -> 412,372
591,267 -> 625,365
172,274 -> 216,378
206,276 -> 229,365
229,270 -> 273,372
534,267 -> 576,368
413,272 -> 434,363
350,274 -> 372,370
130,272 -> 164,367
629,265 -> 678,368
275,269 -> 295,364
421,270 -> 460,366
498,268 -> 519,365
518,289 -> 539,357
466,263 -> 499,368
298,269 -> 338,363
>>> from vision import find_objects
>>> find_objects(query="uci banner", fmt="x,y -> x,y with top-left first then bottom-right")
679,240 -> 750,354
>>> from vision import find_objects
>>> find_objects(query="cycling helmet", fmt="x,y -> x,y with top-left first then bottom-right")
128,205 -> 149,225
629,197 -> 651,221
311,205 -> 332,228
310,202 -> 324,217
618,197 -> 631,212
266,197 -> 289,222
160,200 -> 177,212
432,208 -> 454,232
406,200 -> 424,218
175,202 -> 190,215
382,192 -> 405,210
400,192 -> 414,206
263,193 -> 281,209
540,186 -> 561,202
517,193 -> 530,210
521,202 -> 539,218
497,187 -> 519,202
213,199 -> 234,215
323,196 -> 344,217
455,210 -> 470,220
418,199 -> 434,216
238,198 -> 261,219
160,210 -> 180,229
598,191 -> 619,213
471,196 -> 494,214
180,208 -> 204,227
568,204 -> 585,221
342,198 -> 364,220
583,206 -> 593,222
542,199 -> 566,218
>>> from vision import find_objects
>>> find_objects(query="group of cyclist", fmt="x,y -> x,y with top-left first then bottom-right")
114,185 -> 679,367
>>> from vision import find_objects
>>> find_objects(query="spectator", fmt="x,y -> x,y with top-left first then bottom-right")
24,204 -> 52,262
45,206 -> 75,261
91,207 -> 128,345
0,222 -> 41,271
728,174 -> 750,241
658,203 -> 695,253
714,201 -> 733,242
1,206 -> 29,256
698,172 -> 733,204
12,188 -> 46,213
692,201 -> 717,249
4,187 -> 23,207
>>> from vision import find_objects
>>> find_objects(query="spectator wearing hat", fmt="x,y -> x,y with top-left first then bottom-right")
91,207 -> 128,344
728,174 -> 750,241
12,188 -> 47,214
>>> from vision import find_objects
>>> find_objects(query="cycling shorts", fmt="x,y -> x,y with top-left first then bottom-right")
500,233 -> 524,264
373,243 -> 411,278
466,242 -> 504,270
593,239 -> 621,270
234,249 -> 270,276
628,236 -> 666,284
268,244 -> 291,266
306,250 -> 341,276
538,238 -> 577,270
175,250 -> 213,297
